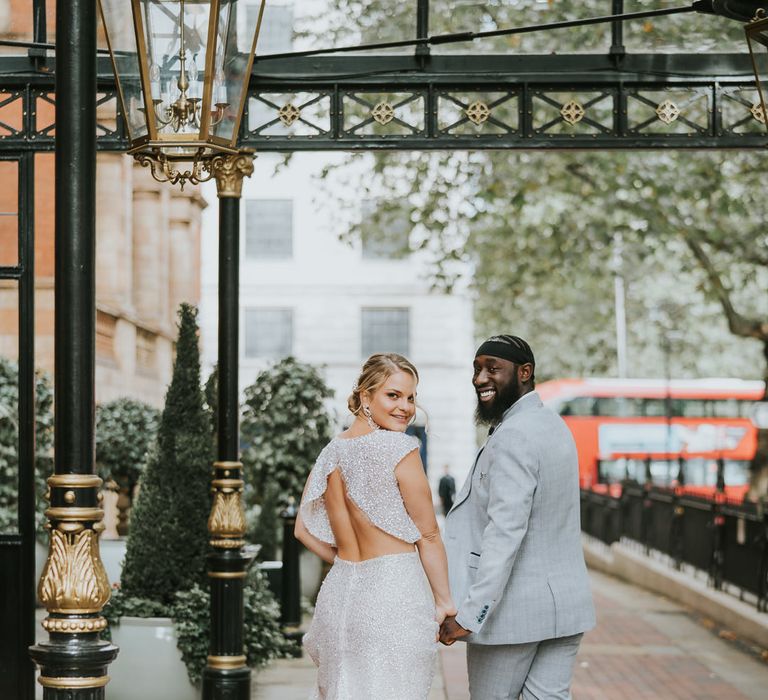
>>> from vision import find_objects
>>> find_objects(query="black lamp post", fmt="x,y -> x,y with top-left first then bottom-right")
97,2 -> 266,698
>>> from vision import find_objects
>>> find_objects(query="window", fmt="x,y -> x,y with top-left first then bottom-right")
245,308 -> 293,358
360,199 -> 410,260
361,308 -> 410,357
245,199 -> 293,259
249,2 -> 293,55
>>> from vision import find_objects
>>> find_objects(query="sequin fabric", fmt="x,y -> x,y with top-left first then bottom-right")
304,552 -> 438,700
300,430 -> 422,546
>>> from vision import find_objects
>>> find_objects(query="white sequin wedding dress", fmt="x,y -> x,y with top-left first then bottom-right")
301,430 -> 438,700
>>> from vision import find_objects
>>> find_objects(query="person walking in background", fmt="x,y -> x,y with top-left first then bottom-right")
438,464 -> 456,515
440,335 -> 595,700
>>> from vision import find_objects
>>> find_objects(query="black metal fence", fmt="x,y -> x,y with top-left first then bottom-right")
581,484 -> 768,612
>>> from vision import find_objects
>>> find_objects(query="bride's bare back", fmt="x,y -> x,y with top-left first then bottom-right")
325,467 -> 415,562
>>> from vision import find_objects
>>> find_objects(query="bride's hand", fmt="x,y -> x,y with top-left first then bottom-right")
434,604 -> 458,626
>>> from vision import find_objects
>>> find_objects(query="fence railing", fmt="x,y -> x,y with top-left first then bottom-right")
580,484 -> 768,612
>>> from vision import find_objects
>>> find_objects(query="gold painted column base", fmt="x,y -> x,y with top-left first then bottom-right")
207,655 -> 247,670
38,675 -> 110,689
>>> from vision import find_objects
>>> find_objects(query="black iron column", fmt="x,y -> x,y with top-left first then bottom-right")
202,153 -> 255,700
29,1 -> 118,698
280,499 -> 303,651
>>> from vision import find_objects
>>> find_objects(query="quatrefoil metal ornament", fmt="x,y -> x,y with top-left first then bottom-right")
466,100 -> 491,125
278,103 -> 301,127
656,100 -> 680,124
751,102 -> 766,124
560,100 -> 585,125
371,101 -> 395,125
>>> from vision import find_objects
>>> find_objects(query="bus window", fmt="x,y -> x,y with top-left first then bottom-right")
641,399 -> 667,417
560,397 -> 596,416
723,460 -> 750,486
711,399 -> 747,418
595,397 -> 641,417
678,399 -> 708,417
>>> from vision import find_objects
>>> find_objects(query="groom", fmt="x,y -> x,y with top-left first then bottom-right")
440,335 -> 595,699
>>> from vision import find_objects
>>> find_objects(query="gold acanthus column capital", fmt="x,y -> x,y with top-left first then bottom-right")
208,461 -> 247,548
37,474 -> 111,634
210,151 -> 255,199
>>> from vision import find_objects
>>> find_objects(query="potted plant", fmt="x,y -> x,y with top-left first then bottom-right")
241,356 -> 335,601
103,305 -> 289,699
95,397 -> 159,536
94,397 -> 159,586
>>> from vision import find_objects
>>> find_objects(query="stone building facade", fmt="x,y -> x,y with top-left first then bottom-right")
0,3 -> 207,409
0,157 -> 206,409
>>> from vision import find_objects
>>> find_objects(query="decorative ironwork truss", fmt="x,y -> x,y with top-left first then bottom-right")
0,53 -> 765,151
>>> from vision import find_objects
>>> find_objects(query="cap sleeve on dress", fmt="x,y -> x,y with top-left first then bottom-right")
299,442 -> 337,546
381,431 -> 421,471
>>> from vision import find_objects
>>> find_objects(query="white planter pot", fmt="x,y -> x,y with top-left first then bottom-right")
108,616 -> 198,700
99,537 -> 127,586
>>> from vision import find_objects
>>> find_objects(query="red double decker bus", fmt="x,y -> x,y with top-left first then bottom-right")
537,378 -> 764,500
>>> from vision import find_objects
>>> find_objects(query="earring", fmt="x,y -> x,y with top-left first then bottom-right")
362,405 -> 379,431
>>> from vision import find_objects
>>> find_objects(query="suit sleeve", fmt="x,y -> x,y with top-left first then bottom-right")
455,428 -> 539,633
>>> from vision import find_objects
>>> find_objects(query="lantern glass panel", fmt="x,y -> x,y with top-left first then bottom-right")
99,0 -> 148,140
140,0 -> 213,139
210,0 -> 263,144
747,21 -> 768,134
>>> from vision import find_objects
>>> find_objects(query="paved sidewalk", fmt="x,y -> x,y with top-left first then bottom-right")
251,569 -> 768,699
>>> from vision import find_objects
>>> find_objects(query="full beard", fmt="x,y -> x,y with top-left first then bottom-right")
475,375 -> 522,426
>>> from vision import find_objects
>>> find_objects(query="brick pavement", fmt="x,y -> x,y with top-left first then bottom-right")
252,569 -> 768,699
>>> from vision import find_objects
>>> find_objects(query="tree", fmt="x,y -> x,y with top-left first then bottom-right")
120,304 -> 213,604
95,398 -> 160,535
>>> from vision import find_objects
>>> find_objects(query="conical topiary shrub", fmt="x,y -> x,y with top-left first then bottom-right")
120,303 -> 212,604
105,304 -> 292,684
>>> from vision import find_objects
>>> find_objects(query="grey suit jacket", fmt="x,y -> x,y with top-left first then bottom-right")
445,391 -> 595,645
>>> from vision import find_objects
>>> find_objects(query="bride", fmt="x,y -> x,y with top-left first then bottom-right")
295,353 -> 456,699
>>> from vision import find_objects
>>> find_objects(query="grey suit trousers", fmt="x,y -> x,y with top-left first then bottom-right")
466,633 -> 583,700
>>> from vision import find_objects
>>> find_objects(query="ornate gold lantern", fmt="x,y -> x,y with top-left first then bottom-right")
98,0 -> 265,187
746,8 -> 768,132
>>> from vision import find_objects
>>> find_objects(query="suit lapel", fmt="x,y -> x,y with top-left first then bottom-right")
448,392 -> 542,514
450,437 -> 490,511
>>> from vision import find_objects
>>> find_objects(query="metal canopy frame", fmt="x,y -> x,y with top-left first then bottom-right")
0,52 -> 765,151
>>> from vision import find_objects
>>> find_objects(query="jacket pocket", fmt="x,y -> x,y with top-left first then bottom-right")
468,551 -> 481,569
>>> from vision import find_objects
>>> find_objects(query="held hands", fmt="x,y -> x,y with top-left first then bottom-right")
434,603 -> 458,626
438,615 -> 471,646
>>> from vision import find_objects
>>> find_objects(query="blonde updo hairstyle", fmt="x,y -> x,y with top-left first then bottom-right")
348,353 -> 420,418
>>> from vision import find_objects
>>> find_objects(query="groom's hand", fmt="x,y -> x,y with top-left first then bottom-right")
439,616 -> 470,646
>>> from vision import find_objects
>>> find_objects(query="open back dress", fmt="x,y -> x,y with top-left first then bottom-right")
300,430 -> 437,700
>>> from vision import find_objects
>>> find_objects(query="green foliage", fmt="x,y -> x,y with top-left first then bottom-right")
241,357 -> 334,506
173,569 -> 293,684
95,398 -> 160,490
0,357 -> 53,536
203,364 -> 218,439
120,304 -> 213,605
102,587 -> 168,630
312,1 -> 763,382
308,0 -> 745,54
